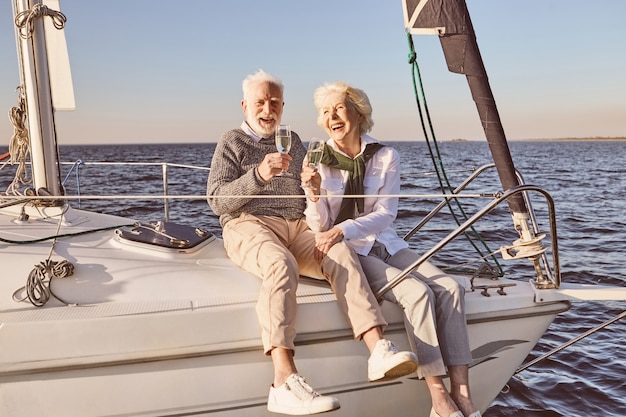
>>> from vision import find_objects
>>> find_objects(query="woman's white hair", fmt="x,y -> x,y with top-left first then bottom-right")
313,81 -> 374,135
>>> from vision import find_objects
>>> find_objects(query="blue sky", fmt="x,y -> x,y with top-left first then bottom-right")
1,0 -> 625,145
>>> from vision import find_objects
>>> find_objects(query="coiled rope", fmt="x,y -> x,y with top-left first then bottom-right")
405,32 -> 504,276
2,90 -> 31,196
10,214 -> 131,307
11,204 -> 74,307
24,259 -> 74,307
14,3 -> 66,39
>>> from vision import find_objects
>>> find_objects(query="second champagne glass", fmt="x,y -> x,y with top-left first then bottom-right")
275,124 -> 292,176
304,137 -> 324,189
306,138 -> 324,169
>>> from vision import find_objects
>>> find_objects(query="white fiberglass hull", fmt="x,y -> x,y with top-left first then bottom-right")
0,206 -> 569,417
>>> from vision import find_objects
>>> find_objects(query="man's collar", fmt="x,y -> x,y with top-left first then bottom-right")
241,121 -> 265,142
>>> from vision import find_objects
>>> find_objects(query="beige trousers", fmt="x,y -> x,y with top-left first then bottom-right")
222,213 -> 387,354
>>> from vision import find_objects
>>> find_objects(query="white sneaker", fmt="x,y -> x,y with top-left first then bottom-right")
368,339 -> 418,382
267,373 -> 340,415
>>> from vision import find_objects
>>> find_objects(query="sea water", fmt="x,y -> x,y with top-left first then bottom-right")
6,140 -> 626,416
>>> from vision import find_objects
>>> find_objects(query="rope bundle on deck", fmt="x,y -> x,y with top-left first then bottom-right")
26,259 -> 74,307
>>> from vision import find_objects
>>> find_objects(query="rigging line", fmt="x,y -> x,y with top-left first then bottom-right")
408,34 -> 475,225
3,90 -> 32,196
515,309 -> 626,375
0,223 -> 134,245
447,248 -> 503,270
0,193 -> 494,201
14,205 -> 73,306
38,206 -> 71,306
61,160 -> 84,208
406,33 -> 503,274
0,197 -> 31,209
12,208 -> 132,305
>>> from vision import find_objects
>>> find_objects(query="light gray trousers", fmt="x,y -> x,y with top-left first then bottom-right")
359,243 -> 472,377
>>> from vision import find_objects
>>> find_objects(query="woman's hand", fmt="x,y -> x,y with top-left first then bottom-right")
300,164 -> 321,201
313,226 -> 344,263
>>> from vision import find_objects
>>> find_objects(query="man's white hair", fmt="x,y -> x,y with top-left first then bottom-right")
242,69 -> 284,101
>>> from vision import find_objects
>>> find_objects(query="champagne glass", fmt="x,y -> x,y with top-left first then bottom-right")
275,124 -> 292,176
306,137 -> 324,169
304,137 -> 324,189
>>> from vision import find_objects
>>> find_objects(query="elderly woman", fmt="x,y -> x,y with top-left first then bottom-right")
301,81 -> 481,417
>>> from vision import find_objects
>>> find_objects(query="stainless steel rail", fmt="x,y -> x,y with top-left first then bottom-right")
375,184 -> 561,301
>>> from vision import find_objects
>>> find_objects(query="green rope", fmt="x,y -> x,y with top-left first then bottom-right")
406,33 -> 503,275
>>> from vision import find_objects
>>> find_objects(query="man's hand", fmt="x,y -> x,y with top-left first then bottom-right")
258,152 -> 292,182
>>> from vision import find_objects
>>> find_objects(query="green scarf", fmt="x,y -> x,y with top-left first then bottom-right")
320,142 -> 385,225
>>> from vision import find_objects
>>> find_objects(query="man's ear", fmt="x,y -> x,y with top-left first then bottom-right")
241,99 -> 247,114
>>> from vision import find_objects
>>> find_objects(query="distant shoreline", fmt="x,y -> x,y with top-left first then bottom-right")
514,137 -> 626,142
450,137 -> 626,142
2,137 -> 623,148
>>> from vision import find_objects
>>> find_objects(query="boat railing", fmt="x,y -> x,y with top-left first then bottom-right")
404,163 -> 536,240
60,160 -> 211,221
4,160 -> 560,290
402,163 -> 557,282
376,182 -> 560,301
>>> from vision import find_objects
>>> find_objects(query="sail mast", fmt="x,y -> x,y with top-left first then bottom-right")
13,0 -> 67,197
403,0 -> 526,214
403,0 -> 558,286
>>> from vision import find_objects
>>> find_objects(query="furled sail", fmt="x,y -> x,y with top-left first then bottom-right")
402,0 -> 526,215
402,0 -> 559,287
43,0 -> 75,111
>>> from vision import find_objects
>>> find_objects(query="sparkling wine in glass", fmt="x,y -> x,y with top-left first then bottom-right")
306,137 -> 324,168
304,137 -> 324,189
275,124 -> 292,175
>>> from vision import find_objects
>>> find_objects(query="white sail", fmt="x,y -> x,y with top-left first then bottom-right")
43,0 -> 74,111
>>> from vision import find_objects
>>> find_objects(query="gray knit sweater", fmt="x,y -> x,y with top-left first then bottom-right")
207,128 -> 307,227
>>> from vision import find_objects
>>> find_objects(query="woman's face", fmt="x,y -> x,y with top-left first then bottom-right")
319,91 -> 362,145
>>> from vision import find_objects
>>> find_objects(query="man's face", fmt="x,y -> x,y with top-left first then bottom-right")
242,81 -> 283,137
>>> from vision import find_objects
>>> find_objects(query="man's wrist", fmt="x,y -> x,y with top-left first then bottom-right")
255,167 -> 270,185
